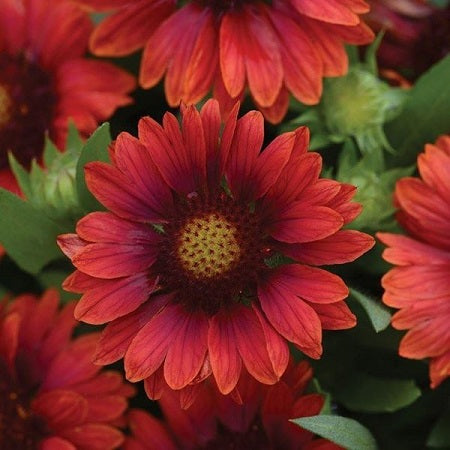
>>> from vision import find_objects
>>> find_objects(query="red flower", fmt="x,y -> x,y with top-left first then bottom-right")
58,100 -> 374,397
378,135 -> 450,388
0,0 -> 136,192
365,0 -> 449,78
73,0 -> 373,123
0,289 -> 134,449
125,360 -> 342,450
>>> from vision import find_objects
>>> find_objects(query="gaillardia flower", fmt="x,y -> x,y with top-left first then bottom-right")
378,135 -> 450,388
0,289 -> 134,449
58,100 -> 374,396
74,0 -> 373,123
0,0 -> 135,192
365,0 -> 449,78
125,361 -> 342,449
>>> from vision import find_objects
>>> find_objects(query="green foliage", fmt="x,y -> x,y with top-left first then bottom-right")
293,415 -> 378,450
350,288 -> 391,333
0,189 -> 66,274
427,407 -> 450,448
0,123 -> 112,275
335,372 -> 421,413
76,123 -> 111,212
386,56 -> 450,166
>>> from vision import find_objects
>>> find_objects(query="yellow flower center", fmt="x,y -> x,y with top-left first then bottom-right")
177,213 -> 241,279
0,84 -> 12,127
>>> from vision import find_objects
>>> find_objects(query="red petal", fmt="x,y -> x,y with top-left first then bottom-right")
128,409 -> 177,450
89,0 -> 174,56
32,390 -> 88,429
124,304 -> 182,382
232,306 -> 279,384
253,305 -> 289,378
291,0 -> 360,25
76,212 -> 159,245
311,301 -> 356,330
269,9 -> 322,104
270,264 -> 348,303
284,230 -> 374,265
219,12 -> 246,98
164,311 -> 209,389
235,5 -> 283,107
378,233 -> 450,266
258,273 -> 323,358
208,311 -> 242,394
94,294 -> 171,365
226,110 -> 264,200
74,274 -> 156,324
85,162 -> 165,223
60,424 -> 124,450
269,204 -> 343,243
40,437 -> 76,450
57,234 -> 86,260
114,132 -> 173,218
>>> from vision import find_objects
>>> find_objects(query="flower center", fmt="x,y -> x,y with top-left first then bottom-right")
155,194 -> 271,315
0,358 -> 45,449
0,84 -> 12,127
177,213 -> 241,279
0,54 -> 56,171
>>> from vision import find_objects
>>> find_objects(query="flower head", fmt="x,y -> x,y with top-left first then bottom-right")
365,0 -> 449,77
0,289 -> 134,449
378,135 -> 450,388
0,0 -> 135,192
58,100 -> 374,396
125,361 -> 342,450
73,0 -> 373,123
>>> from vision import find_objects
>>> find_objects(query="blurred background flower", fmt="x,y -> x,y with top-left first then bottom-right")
0,289 -> 134,449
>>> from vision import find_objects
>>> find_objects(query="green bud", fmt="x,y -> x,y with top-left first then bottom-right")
321,67 -> 407,154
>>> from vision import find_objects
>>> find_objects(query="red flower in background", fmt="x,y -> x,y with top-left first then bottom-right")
378,135 -> 450,388
0,289 -> 134,449
74,0 -> 373,123
125,360 -> 342,450
365,0 -> 449,78
0,0 -> 135,193
58,100 -> 374,398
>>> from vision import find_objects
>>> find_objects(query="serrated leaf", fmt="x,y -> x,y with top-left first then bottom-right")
386,56 -> 450,166
76,123 -> 111,212
293,415 -> 377,450
335,372 -> 421,413
0,189 -> 65,274
427,408 -> 450,448
350,288 -> 391,332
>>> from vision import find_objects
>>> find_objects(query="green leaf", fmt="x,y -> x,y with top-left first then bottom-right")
43,135 -> 60,167
8,153 -> 33,199
335,372 -> 421,413
0,189 -> 65,274
65,121 -> 84,155
350,288 -> 391,332
386,56 -> 450,166
427,407 -> 450,448
293,415 -> 377,450
76,123 -> 111,212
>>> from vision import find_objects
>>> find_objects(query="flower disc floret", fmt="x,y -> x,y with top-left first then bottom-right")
58,100 -> 374,396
